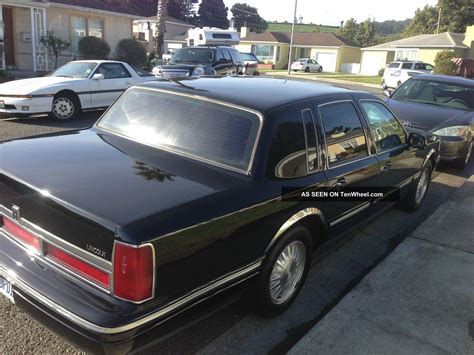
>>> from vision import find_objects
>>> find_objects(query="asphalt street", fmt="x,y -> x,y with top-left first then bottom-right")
0,80 -> 471,354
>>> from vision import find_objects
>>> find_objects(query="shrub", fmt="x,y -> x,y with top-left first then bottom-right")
39,32 -> 70,69
434,50 -> 456,76
114,39 -> 147,67
378,68 -> 385,77
78,36 -> 110,60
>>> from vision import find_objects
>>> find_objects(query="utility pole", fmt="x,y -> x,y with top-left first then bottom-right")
287,0 -> 298,75
436,7 -> 442,34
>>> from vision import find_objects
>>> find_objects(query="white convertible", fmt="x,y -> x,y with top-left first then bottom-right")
0,60 -> 155,120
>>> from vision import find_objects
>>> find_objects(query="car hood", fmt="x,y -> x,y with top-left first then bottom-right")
0,76 -> 83,95
385,98 -> 472,131
161,63 -> 199,71
0,129 -> 246,229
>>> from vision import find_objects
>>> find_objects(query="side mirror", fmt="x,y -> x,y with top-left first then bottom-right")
383,90 -> 391,97
408,132 -> 426,150
92,73 -> 104,80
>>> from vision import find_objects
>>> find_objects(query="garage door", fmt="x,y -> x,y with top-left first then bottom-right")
316,52 -> 337,72
360,52 -> 386,75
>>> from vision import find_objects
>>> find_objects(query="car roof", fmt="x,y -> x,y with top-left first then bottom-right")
136,76 -> 359,114
71,60 -> 126,64
412,74 -> 474,86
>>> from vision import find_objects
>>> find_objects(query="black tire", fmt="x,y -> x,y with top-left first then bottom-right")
49,93 -> 80,120
318,67 -> 322,72
304,67 -> 310,72
399,160 -> 433,211
381,80 -> 387,90
256,226 -> 313,318
453,140 -> 472,170
293,69 -> 297,72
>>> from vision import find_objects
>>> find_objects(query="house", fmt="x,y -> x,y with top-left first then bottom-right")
0,0 -> 155,72
360,25 -> 474,75
133,16 -> 194,55
235,28 -> 360,72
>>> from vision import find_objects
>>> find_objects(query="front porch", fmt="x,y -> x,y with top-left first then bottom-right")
1,2 -> 50,73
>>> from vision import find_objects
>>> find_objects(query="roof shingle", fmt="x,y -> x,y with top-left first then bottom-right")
241,31 -> 358,47
47,0 -> 157,17
364,32 -> 468,50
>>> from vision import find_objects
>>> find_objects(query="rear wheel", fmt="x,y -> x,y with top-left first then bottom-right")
305,67 -> 310,73
318,66 -> 322,72
49,93 -> 80,121
399,160 -> 432,211
256,226 -> 312,318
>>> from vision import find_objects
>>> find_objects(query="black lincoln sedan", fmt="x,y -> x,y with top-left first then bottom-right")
384,74 -> 473,169
0,77 -> 439,352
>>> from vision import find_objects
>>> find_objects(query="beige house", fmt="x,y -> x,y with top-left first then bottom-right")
236,28 -> 360,72
133,16 -> 194,55
360,26 -> 474,75
0,0 -> 143,72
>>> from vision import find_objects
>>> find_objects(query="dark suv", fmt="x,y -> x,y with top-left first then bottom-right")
152,46 -> 244,79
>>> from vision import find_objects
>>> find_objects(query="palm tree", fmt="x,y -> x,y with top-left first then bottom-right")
156,0 -> 169,58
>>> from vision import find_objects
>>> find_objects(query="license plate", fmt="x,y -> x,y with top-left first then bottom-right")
0,276 -> 14,303
0,100 -> 4,109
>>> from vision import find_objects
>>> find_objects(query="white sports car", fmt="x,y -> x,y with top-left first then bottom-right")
0,60 -> 155,120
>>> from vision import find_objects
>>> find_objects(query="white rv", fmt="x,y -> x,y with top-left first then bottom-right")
187,27 -> 240,47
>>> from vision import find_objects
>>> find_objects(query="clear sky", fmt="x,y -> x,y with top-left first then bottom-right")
223,0 -> 438,26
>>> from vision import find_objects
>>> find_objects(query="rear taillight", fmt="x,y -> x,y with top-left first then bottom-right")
2,216 -> 41,252
113,242 -> 155,303
46,244 -> 110,289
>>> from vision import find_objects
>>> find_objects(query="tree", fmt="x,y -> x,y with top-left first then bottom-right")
167,0 -> 198,23
39,32 -> 70,69
404,0 -> 474,37
156,0 -> 168,57
434,50 -> 457,75
230,3 -> 267,33
337,18 -> 359,44
197,0 -> 229,29
357,19 -> 376,47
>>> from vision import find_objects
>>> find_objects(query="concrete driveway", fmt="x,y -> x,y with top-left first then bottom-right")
0,89 -> 472,354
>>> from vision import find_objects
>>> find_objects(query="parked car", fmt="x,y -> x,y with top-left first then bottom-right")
385,74 -> 473,169
0,60 -> 155,120
291,58 -> 323,72
241,52 -> 259,75
152,46 -> 244,78
381,61 -> 434,90
0,77 -> 439,351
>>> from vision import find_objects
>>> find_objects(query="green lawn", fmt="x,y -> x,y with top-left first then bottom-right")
266,23 -> 338,33
329,75 -> 382,85
261,70 -> 382,85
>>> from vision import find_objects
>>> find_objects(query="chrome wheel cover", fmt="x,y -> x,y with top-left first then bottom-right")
415,168 -> 429,204
269,240 -> 306,305
52,97 -> 74,119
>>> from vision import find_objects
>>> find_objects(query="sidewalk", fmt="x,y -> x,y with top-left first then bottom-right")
263,71 -> 381,89
290,176 -> 474,355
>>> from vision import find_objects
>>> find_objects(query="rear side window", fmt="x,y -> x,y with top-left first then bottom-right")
388,63 -> 400,69
319,101 -> 368,167
402,63 -> 412,69
414,63 -> 433,70
360,101 -> 406,151
221,49 -> 232,62
228,49 -> 243,64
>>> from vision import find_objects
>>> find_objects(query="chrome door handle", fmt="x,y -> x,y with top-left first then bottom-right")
333,178 -> 348,188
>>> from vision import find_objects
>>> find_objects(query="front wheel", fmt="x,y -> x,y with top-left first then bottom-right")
318,67 -> 322,72
49,93 -> 79,120
256,226 -> 312,318
399,160 -> 432,211
381,80 -> 388,90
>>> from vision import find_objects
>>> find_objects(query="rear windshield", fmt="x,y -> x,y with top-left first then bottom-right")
97,88 -> 261,172
170,48 -> 214,64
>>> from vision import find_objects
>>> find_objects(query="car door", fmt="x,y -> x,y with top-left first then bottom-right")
358,98 -> 423,198
309,59 -> 317,71
89,62 -> 134,107
213,48 -> 228,75
314,98 -> 380,232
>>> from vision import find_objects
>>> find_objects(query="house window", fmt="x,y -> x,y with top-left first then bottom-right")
275,46 -> 281,62
71,17 -> 104,52
395,49 -> 418,61
72,16 -> 87,51
252,45 -> 275,61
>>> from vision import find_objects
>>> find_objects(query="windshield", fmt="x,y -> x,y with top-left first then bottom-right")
392,79 -> 474,111
170,48 -> 214,64
50,62 -> 97,78
97,88 -> 261,172
241,53 -> 257,62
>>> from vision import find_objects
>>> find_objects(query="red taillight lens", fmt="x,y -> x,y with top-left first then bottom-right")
113,243 -> 154,302
2,216 -> 41,252
46,244 -> 110,289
